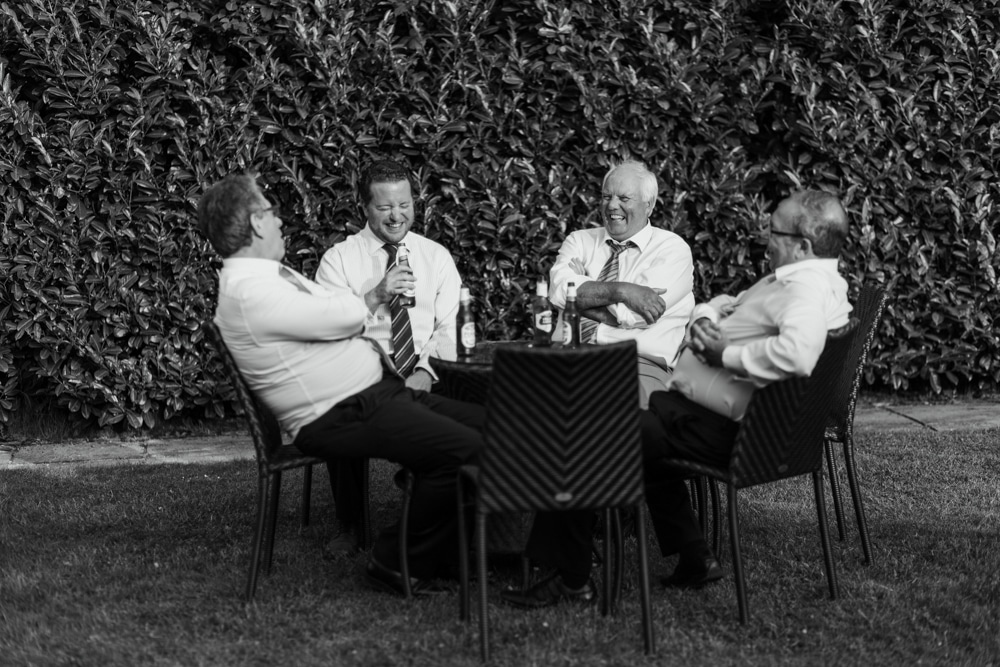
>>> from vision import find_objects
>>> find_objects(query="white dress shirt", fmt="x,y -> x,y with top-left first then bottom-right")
668,258 -> 852,420
315,226 -> 461,379
549,223 -> 695,367
214,257 -> 382,440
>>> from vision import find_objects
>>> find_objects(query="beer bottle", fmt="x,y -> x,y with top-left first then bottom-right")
562,281 -> 581,349
457,286 -> 476,358
396,243 -> 416,308
532,280 -> 554,347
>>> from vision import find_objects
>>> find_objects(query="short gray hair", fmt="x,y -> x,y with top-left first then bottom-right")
602,160 -> 658,204
788,189 -> 849,257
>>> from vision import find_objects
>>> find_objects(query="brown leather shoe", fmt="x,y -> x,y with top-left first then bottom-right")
499,573 -> 597,609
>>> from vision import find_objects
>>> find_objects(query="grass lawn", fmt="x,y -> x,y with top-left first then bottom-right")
1,428 -> 998,666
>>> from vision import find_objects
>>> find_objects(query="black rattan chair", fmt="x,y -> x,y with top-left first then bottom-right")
206,323 -> 351,600
824,285 -> 887,565
456,341 -> 654,660
661,320 -> 858,624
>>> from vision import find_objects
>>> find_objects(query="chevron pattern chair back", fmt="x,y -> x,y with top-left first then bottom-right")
728,318 -> 859,489
479,340 -> 643,514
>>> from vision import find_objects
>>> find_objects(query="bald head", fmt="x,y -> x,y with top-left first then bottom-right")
787,190 -> 849,258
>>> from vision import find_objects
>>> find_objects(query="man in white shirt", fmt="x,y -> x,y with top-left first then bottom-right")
199,173 -> 482,596
549,160 -> 694,408
314,160 -> 462,555
502,189 -> 852,608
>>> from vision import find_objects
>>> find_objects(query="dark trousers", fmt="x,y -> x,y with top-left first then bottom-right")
326,381 -> 446,528
525,390 -> 738,577
294,376 -> 483,578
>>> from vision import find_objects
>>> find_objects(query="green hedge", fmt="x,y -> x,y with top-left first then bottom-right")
1,0 -> 998,429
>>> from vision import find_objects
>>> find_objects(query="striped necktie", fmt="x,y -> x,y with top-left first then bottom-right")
580,239 -> 636,344
383,244 -> 417,377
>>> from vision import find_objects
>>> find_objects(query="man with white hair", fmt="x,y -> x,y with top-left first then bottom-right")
549,160 -> 695,407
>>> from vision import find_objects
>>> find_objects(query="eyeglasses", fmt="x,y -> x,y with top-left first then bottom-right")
769,228 -> 804,238
254,205 -> 281,219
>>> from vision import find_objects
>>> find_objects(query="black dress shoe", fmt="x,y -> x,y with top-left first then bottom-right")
659,557 -> 724,589
364,557 -> 455,597
499,573 -> 597,609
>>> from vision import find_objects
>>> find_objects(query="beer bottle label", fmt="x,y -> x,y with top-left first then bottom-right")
534,310 -> 553,333
562,320 -> 573,343
461,322 -> 476,349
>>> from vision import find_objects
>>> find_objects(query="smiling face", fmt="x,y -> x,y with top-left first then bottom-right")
600,165 -> 654,242
365,180 -> 414,245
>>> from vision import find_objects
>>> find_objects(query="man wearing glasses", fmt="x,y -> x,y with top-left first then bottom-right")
503,189 -> 852,608
199,173 -> 482,596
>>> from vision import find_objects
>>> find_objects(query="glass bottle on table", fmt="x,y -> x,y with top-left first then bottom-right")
532,280 -> 554,347
561,281 -> 581,349
396,243 -> 416,308
457,286 -> 476,358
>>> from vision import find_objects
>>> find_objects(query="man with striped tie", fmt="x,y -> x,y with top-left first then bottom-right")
198,173 -> 482,595
502,189 -> 852,608
549,160 -> 695,408
315,160 -> 462,557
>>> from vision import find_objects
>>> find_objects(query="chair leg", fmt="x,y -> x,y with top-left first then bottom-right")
601,508 -> 612,617
264,472 -> 282,574
611,508 -> 625,612
709,480 -> 721,559
635,502 -> 655,656
844,435 -> 873,565
813,471 -> 840,600
360,458 -> 372,551
300,463 -> 313,528
825,439 -> 847,541
695,476 -> 709,539
457,474 -> 472,622
399,470 -> 415,599
246,475 -> 270,601
477,512 -> 490,662
727,484 -> 748,624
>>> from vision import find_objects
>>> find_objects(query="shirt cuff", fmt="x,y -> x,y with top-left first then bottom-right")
415,357 -> 438,382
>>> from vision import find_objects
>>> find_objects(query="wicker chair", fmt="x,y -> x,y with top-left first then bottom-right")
456,341 -> 654,660
825,285 -> 887,565
661,320 -> 858,624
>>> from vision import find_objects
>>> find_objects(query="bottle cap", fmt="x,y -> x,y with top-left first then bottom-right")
567,283 -> 577,298
396,244 -> 409,260
536,281 -> 548,297
460,286 -> 470,300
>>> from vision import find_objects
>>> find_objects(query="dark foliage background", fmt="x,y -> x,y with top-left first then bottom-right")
1,0 -> 998,429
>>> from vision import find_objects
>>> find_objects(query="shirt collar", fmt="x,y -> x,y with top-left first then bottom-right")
221,257 -> 282,274
602,222 -> 653,251
359,224 -> 409,255
774,257 -> 840,281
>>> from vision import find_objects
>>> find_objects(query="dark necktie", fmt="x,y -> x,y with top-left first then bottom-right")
581,239 -> 636,343
383,244 -> 417,377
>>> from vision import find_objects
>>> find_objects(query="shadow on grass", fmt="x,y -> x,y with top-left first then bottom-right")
1,428 -> 998,666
